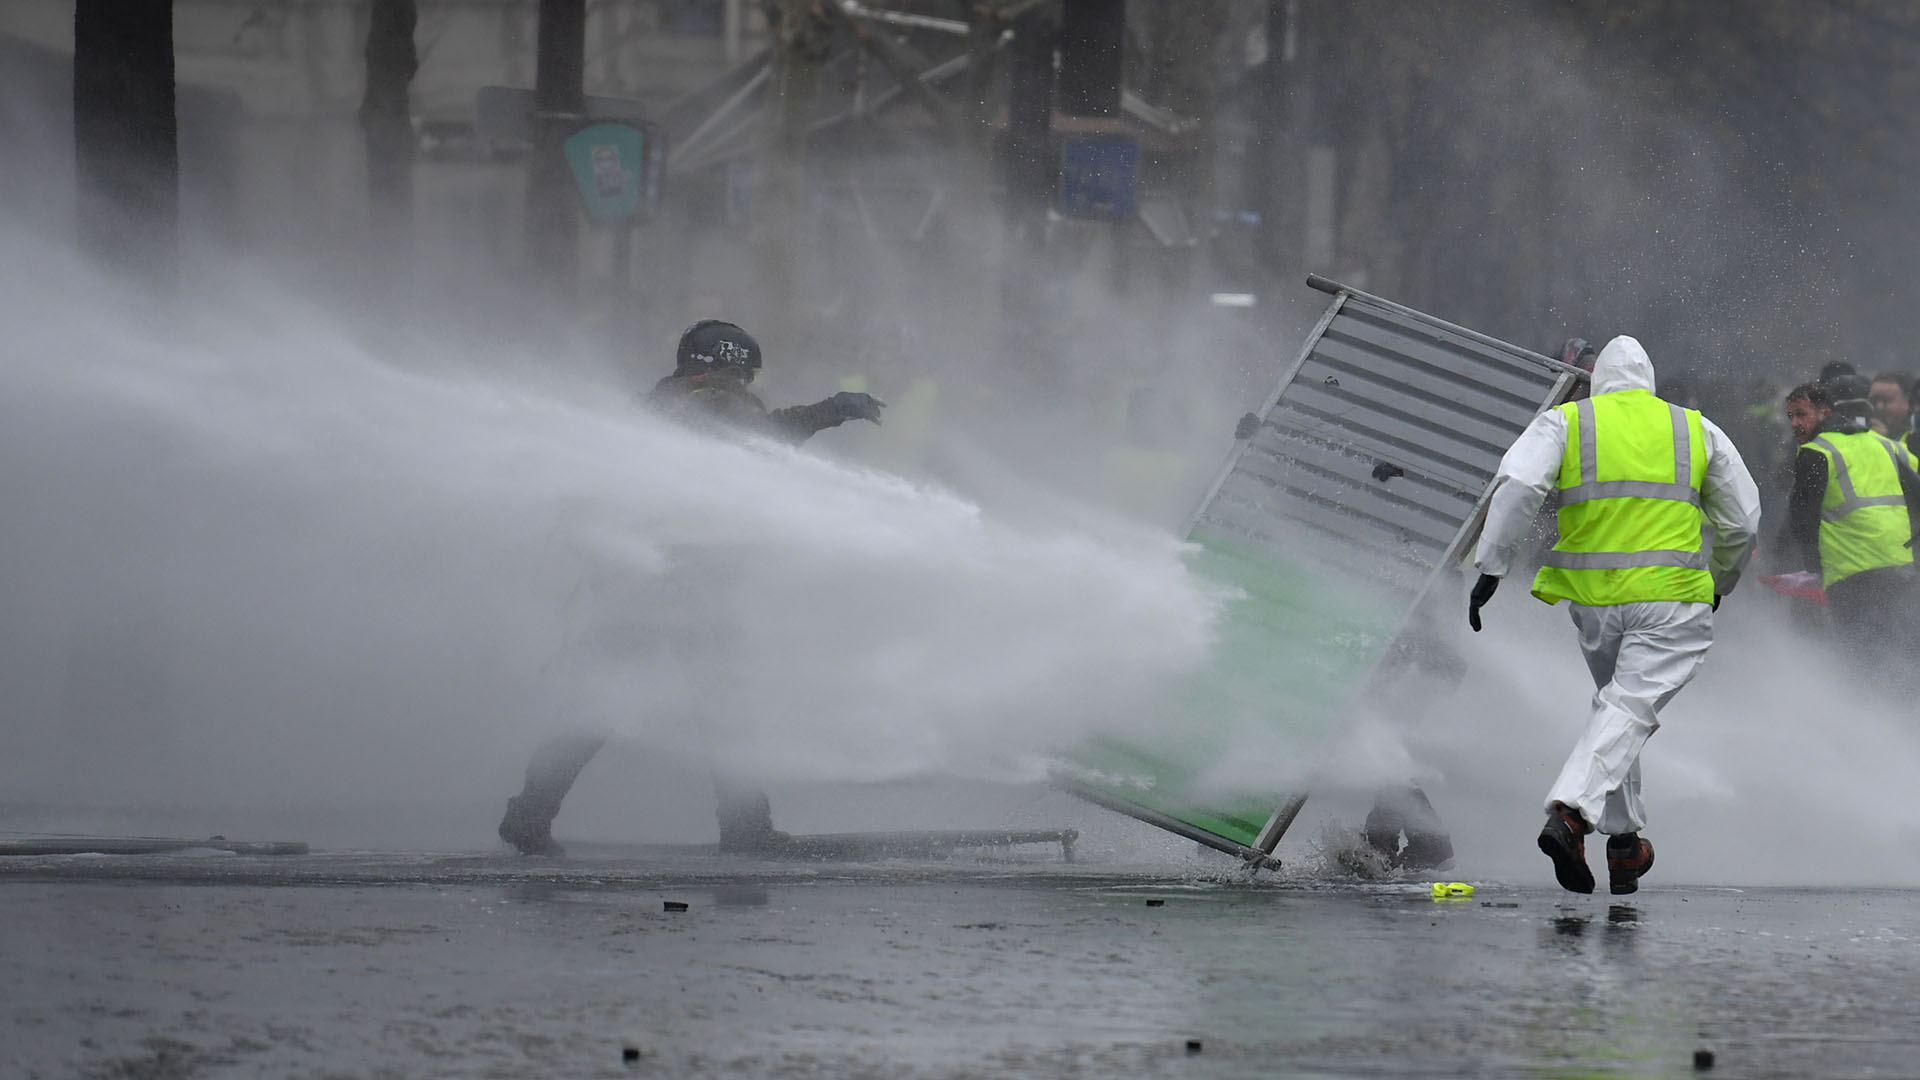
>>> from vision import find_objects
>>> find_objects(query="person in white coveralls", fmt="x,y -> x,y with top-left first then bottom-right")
1466,335 -> 1761,894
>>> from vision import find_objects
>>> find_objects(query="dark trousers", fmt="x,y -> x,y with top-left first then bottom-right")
1825,564 -> 1920,679
506,732 -> 607,825
501,733 -> 781,851
1364,784 -> 1453,869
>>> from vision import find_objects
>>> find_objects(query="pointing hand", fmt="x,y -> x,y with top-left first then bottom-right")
830,391 -> 886,425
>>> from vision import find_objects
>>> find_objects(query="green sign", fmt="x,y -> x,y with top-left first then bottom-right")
563,121 -> 647,222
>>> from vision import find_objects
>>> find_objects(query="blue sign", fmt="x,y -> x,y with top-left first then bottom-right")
1060,137 -> 1139,220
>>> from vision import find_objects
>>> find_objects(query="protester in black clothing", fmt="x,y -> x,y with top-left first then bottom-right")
496,320 -> 884,857
647,319 -> 883,439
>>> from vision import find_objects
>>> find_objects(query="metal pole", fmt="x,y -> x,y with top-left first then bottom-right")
998,13 -> 1055,381
525,0 -> 586,292
756,0 -> 826,330
1003,13 -> 1053,242
609,221 -> 634,357
723,0 -> 743,63
360,0 -> 418,280
676,60 -> 771,167
1058,0 -> 1122,117
1250,0 -> 1286,275
73,0 -> 177,285
1252,792 -> 1309,855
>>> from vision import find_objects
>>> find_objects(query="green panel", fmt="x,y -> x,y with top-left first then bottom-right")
563,122 -> 647,221
1055,529 -> 1405,853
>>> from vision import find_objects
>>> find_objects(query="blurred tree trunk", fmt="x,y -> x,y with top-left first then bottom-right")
755,0 -> 829,333
998,12 -> 1056,385
526,0 -> 586,294
73,0 -> 177,284
359,0 -> 418,265
1059,0 -> 1123,118
1248,0 -> 1298,279
1140,0 -> 1224,307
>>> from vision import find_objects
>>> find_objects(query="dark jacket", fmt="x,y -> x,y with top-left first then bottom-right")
647,371 -> 851,445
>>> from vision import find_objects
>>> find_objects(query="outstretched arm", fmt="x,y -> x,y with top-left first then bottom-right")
1472,408 -> 1568,579
1699,417 -> 1762,596
766,400 -> 846,444
1896,449 -> 1920,541
768,392 -> 885,444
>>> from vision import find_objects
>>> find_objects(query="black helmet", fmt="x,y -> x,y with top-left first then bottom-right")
1817,360 -> 1857,386
1829,372 -> 1871,402
1827,372 -> 1874,430
1557,337 -> 1597,373
675,319 -> 762,374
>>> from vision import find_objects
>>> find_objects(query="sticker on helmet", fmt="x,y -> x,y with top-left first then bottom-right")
710,340 -> 753,366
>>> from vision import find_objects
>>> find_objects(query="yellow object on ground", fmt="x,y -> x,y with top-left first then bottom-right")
1430,882 -> 1475,899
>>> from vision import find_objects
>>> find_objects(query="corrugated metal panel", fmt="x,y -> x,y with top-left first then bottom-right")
1056,278 -> 1584,867
1188,277 -> 1582,608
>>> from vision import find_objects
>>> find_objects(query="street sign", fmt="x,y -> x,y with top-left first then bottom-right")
563,122 -> 648,222
1059,136 -> 1138,220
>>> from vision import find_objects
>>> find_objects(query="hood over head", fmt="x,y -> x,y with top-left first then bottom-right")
1590,335 -> 1656,396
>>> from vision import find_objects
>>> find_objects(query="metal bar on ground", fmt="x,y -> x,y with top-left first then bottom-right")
0,836 -> 309,857
1056,780 -> 1282,870
772,828 -> 1078,862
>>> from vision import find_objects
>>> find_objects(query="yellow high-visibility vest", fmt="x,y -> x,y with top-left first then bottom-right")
1530,389 -> 1713,607
1804,430 -> 1916,586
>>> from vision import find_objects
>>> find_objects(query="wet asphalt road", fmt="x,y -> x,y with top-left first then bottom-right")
5,850 -> 1919,1079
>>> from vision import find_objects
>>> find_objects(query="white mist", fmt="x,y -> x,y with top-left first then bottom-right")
0,231 -> 1227,848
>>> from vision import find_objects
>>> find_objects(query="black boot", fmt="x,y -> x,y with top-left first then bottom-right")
1537,802 -> 1595,894
1606,833 -> 1655,895
498,794 -> 565,857
497,733 -> 606,857
1365,785 -> 1455,870
715,785 -> 790,854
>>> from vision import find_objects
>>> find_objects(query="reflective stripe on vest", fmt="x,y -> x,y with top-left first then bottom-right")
1809,434 -> 1908,521
1806,431 -> 1915,586
1530,390 -> 1714,607
1556,396 -> 1702,509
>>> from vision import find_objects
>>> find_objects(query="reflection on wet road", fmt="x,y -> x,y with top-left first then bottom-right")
5,851 -> 1918,1078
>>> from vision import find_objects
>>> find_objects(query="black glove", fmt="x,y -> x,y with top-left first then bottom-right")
1467,573 -> 1500,632
1235,412 -> 1261,440
829,391 -> 885,425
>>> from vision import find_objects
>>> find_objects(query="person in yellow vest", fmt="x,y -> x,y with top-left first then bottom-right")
1466,336 -> 1761,895
1782,379 -> 1920,673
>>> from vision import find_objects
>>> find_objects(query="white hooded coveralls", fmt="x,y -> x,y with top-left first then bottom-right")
1474,336 -> 1761,835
